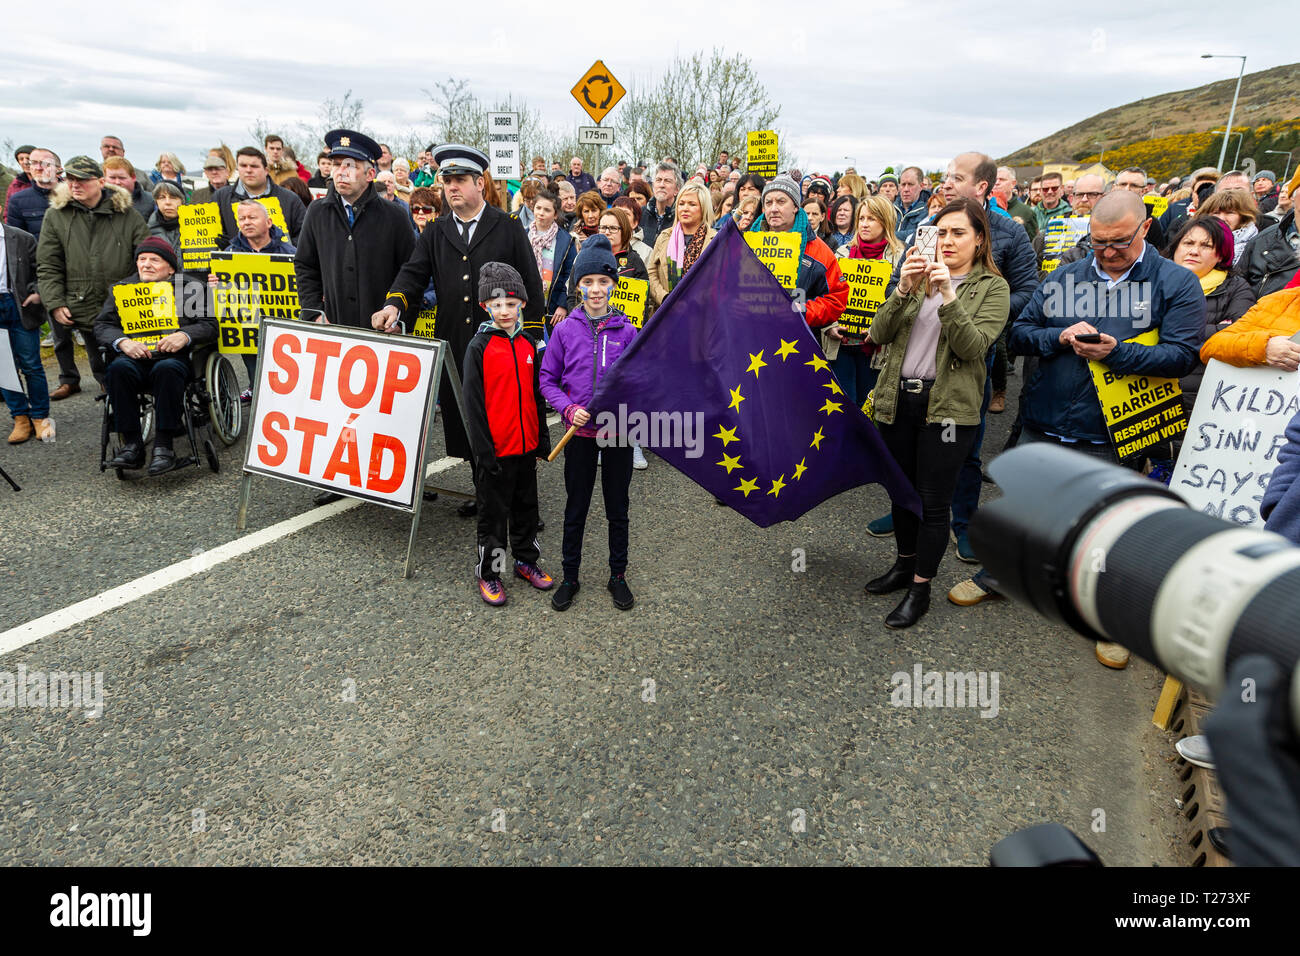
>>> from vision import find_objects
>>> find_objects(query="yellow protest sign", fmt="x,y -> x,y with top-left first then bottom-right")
746,130 -> 778,179
1041,216 -> 1089,274
1143,194 -> 1170,219
744,231 -> 800,291
210,252 -> 299,354
230,196 -> 289,237
610,277 -> 649,327
178,202 -> 221,271
113,281 -> 179,346
837,258 -> 893,336
1089,328 -> 1187,464
411,308 -> 437,341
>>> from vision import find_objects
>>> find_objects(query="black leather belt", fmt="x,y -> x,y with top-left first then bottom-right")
900,378 -> 934,394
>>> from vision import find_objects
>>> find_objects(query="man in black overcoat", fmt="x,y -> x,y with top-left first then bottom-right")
373,144 -> 543,516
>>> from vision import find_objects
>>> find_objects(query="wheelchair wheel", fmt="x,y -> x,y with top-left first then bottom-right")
141,404 -> 155,445
203,438 -> 220,473
206,352 -> 242,446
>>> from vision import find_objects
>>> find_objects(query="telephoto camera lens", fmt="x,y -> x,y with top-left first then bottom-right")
970,444 -> 1300,734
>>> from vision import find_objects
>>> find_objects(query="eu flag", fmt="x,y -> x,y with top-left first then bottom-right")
586,219 -> 920,527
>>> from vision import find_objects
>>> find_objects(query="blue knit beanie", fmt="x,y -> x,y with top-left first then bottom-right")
572,234 -> 619,283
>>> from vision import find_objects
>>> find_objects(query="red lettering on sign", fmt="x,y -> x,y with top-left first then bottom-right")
380,351 -> 421,414
323,426 -> 362,486
257,411 -> 290,466
339,345 -> 379,409
367,433 -> 407,493
268,334 -> 300,393
304,338 -> 342,401
294,417 -> 328,474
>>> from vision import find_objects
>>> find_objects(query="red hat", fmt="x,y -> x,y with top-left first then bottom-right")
133,237 -> 178,272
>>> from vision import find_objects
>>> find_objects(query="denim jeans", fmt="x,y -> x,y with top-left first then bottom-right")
829,346 -> 871,407
949,348 -> 996,536
0,293 -> 50,419
878,386 -> 979,579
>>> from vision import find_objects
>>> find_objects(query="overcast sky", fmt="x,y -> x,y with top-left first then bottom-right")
1,2 -> 1291,179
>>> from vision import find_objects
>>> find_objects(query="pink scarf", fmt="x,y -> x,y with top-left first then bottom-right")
527,220 -> 558,277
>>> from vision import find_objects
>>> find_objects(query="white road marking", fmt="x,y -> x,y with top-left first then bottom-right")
1,457 -> 462,656
4,460 -> 466,657
1,414 -> 562,656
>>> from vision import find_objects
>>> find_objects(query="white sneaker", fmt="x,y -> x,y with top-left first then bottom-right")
632,444 -> 648,470
40,335 -> 54,347
1175,735 -> 1215,770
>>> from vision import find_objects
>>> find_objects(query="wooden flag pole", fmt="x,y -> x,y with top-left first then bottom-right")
548,424 -> 579,462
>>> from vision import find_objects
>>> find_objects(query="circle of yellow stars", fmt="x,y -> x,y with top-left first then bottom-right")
715,336 -> 843,500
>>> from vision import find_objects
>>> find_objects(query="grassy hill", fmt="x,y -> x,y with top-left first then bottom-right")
1001,62 -> 1300,170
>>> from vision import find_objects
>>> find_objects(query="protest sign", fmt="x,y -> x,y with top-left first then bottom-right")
744,231 -> 799,291
229,196 -> 289,236
411,308 -> 437,341
1170,359 -> 1300,527
210,252 -> 299,355
1088,328 -> 1186,464
243,322 -> 441,512
1040,216 -> 1090,274
610,277 -> 649,327
309,187 -> 328,201
112,281 -> 179,346
178,202 -> 222,271
488,112 -> 521,180
1143,194 -> 1170,219
746,130 -> 778,178
837,258 -> 892,336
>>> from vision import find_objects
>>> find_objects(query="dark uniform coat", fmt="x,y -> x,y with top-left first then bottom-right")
386,204 -> 544,460
294,183 -> 416,329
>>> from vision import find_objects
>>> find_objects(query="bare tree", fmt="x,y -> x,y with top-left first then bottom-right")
617,49 -> 785,172
296,90 -> 366,155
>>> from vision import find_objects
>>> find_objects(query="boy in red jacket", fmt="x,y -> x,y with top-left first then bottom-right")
462,262 -> 554,605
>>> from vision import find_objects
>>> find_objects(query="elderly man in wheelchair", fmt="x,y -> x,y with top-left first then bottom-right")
96,237 -> 219,476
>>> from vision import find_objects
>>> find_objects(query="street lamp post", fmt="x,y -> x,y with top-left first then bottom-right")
1093,140 -> 1112,166
843,156 -> 857,171
1212,130 -> 1245,170
1264,149 -> 1294,182
1202,53 -> 1247,172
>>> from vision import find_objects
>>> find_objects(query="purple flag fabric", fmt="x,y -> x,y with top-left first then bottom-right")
586,218 -> 920,528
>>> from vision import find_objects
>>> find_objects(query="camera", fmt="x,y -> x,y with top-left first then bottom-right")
969,443 -> 1300,735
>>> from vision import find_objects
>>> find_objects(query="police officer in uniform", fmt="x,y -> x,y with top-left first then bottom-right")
373,144 -> 544,517
296,129 -> 415,329
295,128 -> 417,506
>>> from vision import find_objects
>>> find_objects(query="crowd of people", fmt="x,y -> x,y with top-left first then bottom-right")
3,129 -> 1300,638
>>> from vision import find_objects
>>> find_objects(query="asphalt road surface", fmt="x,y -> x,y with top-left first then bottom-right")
0,352 -> 1187,865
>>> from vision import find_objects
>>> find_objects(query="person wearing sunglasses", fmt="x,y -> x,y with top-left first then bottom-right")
950,191 -> 1205,672
1034,172 -> 1074,232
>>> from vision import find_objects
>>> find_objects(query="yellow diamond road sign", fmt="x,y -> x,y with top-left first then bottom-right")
571,60 -> 625,125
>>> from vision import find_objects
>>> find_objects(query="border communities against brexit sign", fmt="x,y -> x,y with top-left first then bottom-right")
210,252 -> 300,355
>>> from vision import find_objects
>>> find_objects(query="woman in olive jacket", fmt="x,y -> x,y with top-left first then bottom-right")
863,197 -> 1010,628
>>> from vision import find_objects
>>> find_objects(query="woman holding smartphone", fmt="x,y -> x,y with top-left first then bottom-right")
862,198 -> 1009,628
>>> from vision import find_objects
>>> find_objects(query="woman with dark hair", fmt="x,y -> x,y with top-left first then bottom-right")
280,175 -> 313,208
627,180 -> 652,213
802,196 -> 829,241
861,198 -> 1009,628
734,174 -> 765,207
530,188 -> 576,341
147,182 -> 183,252
1158,215 -> 1257,473
826,194 -> 857,250
612,196 -> 653,264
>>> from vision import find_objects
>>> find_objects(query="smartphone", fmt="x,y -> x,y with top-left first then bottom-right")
914,225 -> 939,263
1075,333 -> 1103,344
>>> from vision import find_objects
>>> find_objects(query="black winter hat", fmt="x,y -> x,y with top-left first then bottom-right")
478,261 -> 528,304
572,233 -> 619,283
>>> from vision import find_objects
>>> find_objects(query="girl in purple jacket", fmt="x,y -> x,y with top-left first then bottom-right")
539,235 -> 639,612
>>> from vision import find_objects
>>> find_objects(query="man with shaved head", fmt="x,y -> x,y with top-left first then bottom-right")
951,189 -> 1205,673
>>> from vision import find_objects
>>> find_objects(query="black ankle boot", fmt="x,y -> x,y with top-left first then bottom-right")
864,555 -> 917,594
885,581 -> 931,629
